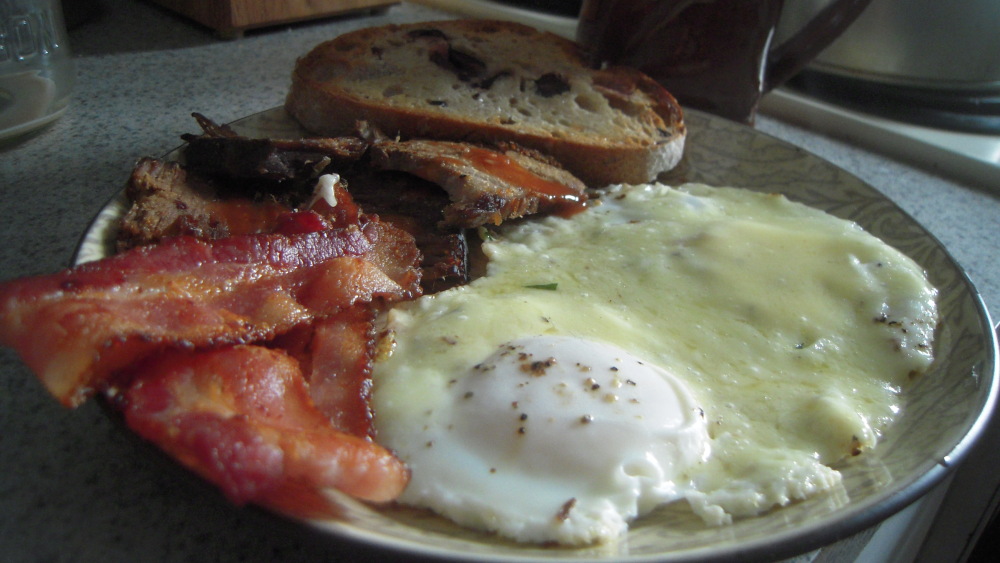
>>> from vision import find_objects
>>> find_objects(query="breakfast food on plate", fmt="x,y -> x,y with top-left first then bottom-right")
372,182 -> 938,544
119,114 -> 588,293
0,122 -> 939,542
0,100 -> 594,519
285,19 -> 686,187
0,160 -> 421,515
0,18 -> 941,550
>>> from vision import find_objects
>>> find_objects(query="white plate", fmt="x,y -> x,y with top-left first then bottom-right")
75,107 -> 999,562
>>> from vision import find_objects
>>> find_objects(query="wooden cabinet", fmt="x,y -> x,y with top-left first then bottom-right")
150,0 -> 399,37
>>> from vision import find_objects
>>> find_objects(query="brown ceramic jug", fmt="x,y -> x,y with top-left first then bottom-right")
577,0 -> 871,123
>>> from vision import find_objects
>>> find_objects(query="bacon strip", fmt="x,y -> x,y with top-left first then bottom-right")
0,224 -> 420,407
118,345 -> 408,512
305,306 -> 378,438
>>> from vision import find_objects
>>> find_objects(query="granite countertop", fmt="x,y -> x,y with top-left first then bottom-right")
1,1 -> 997,562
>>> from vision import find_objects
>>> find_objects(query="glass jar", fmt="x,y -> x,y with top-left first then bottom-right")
0,0 -> 75,142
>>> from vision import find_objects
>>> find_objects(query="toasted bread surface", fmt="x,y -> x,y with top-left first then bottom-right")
285,19 -> 685,187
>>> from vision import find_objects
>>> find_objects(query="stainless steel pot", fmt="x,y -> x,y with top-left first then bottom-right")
778,0 -> 1000,92
777,0 -> 1000,132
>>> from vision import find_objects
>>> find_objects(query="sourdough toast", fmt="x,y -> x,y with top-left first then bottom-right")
285,19 -> 686,187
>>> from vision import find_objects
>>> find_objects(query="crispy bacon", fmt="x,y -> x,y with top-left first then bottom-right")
307,306 -> 377,438
0,224 -> 420,407
269,305 -> 378,439
117,345 -> 408,512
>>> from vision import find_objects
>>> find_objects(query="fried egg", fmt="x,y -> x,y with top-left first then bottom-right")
371,183 -> 938,544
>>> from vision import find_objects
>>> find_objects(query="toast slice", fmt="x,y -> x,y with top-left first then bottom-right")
285,19 -> 686,187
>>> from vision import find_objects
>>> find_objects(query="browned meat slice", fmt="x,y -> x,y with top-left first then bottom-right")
121,117 -> 583,293
180,113 -> 367,188
117,158 -> 291,252
367,139 -> 588,228
182,136 -> 365,183
345,168 -> 469,294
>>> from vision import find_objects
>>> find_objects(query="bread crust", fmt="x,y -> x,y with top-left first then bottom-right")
285,20 -> 686,187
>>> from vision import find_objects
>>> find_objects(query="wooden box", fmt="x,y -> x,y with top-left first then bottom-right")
150,0 -> 399,38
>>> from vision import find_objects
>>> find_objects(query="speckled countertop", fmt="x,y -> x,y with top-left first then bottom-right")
1,2 -> 998,562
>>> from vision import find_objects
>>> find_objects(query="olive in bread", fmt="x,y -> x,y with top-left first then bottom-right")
285,19 -> 686,187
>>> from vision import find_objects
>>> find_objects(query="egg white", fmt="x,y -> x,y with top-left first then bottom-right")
371,183 -> 938,544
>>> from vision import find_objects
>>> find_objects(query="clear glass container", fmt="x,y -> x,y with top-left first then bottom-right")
0,0 -> 75,142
